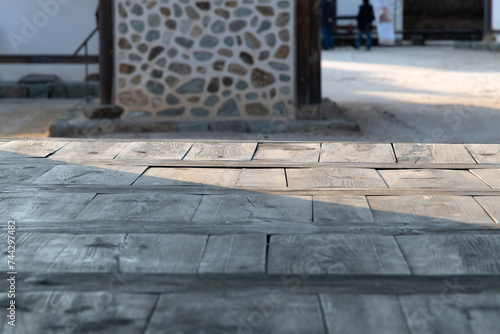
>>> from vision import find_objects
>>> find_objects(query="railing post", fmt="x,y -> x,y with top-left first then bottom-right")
99,0 -> 113,105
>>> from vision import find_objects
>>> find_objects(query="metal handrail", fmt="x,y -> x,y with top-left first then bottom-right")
74,26 -> 99,56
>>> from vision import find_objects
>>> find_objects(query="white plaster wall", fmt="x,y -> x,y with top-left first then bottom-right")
0,0 -> 99,81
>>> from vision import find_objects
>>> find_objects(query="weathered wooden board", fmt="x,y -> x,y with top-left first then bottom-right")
75,194 -> 202,222
0,192 -> 95,221
115,141 -> 193,160
396,235 -> 500,275
236,168 -> 287,188
198,234 -> 266,273
313,196 -> 374,223
183,142 -> 257,161
253,143 -> 321,162
267,234 -> 411,275
0,292 -> 157,334
145,292 -> 326,334
133,167 -> 241,186
120,234 -> 207,273
399,294 -> 500,334
31,164 -> 146,185
379,169 -> 491,190
320,294 -> 410,334
394,143 -> 476,164
191,194 -> 312,224
470,169 -> 500,189
466,144 -> 500,163
286,167 -> 387,188
368,195 -> 495,224
0,140 -> 68,158
474,196 -> 500,223
0,163 -> 57,184
49,141 -> 131,161
320,143 -> 396,163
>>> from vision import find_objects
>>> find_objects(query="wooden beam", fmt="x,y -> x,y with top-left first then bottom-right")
0,55 -> 99,64
98,0 -> 114,105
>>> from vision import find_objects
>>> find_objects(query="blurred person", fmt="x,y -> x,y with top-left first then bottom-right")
321,0 -> 335,50
355,0 -> 375,50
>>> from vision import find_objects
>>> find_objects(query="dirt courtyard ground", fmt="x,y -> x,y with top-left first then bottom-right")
1,45 -> 499,142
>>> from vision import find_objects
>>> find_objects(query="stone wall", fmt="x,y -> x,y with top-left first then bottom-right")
114,0 -> 295,120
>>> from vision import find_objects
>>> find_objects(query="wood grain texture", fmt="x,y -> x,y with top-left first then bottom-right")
49,141 -> 131,161
474,196 -> 500,223
394,143 -> 477,164
0,192 -> 95,221
191,194 -> 312,224
368,195 -> 495,224
198,234 -> 266,273
75,194 -> 202,222
267,234 -> 411,275
313,196 -> 374,223
287,167 -> 387,188
0,140 -> 68,158
145,292 -> 326,334
399,294 -> 500,334
236,168 -> 287,187
470,169 -> 500,188
396,235 -> 500,275
133,167 -> 241,186
119,234 -> 207,273
32,164 -> 146,185
0,292 -> 157,334
253,143 -> 321,162
0,163 -> 57,184
115,141 -> 193,160
320,143 -> 396,163
183,142 -> 257,161
466,144 -> 500,163
320,294 -> 410,334
379,169 -> 491,190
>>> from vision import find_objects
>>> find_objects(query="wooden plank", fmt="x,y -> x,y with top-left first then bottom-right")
183,142 -> 257,161
267,234 -> 411,275
368,195 -> 495,224
396,235 -> 500,275
0,233 -> 77,272
114,141 -> 193,160
320,143 -> 396,163
198,234 -> 266,274
320,294 -> 410,334
379,169 -> 491,190
31,164 -> 146,185
469,308 -> 500,334
470,169 -> 500,188
191,194 -> 312,224
399,294 -> 500,334
145,292 -> 326,334
75,194 -> 202,222
466,144 -> 500,163
0,193 -> 95,221
253,143 -> 321,162
120,234 -> 207,273
287,167 -> 387,188
49,141 -> 131,161
0,163 -> 57,184
474,196 -> 500,223
236,168 -> 287,188
0,140 -> 68,158
133,167 -> 241,186
393,143 -> 477,164
0,292 -> 156,334
313,196 -> 374,223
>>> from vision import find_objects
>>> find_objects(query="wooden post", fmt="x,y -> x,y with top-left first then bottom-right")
297,0 -> 322,106
99,0 -> 113,105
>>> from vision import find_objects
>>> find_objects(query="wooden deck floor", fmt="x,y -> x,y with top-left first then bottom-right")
1,139 -> 500,333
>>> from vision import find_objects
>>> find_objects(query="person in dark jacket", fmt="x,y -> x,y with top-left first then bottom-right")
355,0 -> 375,50
321,0 -> 335,50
